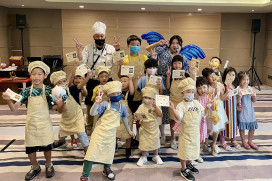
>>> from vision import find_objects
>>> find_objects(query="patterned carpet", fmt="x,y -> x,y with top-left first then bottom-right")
0,85 -> 272,181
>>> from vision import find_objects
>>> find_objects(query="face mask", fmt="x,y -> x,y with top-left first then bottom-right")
184,93 -> 194,101
95,39 -> 105,46
147,68 -> 157,75
61,84 -> 67,90
110,94 -> 122,102
143,98 -> 153,105
129,46 -> 140,54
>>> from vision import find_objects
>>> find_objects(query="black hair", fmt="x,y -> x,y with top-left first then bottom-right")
120,75 -> 129,79
127,35 -> 141,45
196,76 -> 209,88
222,67 -> 238,88
237,71 -> 249,83
169,35 -> 183,49
144,58 -> 158,69
202,68 -> 214,78
210,56 -> 222,64
171,55 -> 184,67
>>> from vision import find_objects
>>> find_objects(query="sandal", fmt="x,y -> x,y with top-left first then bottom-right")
242,142 -> 250,149
232,141 -> 241,149
248,142 -> 259,150
221,141 -> 232,151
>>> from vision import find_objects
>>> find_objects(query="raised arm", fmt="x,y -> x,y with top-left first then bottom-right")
2,92 -> 21,112
77,70 -> 92,90
128,74 -> 135,96
146,40 -> 167,52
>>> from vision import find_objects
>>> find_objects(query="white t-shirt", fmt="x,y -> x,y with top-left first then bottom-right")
176,101 -> 205,122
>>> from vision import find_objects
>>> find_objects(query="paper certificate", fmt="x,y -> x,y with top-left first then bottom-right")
121,65 -> 134,76
172,70 -> 185,79
148,75 -> 162,85
76,64 -> 90,75
240,88 -> 252,95
156,95 -> 169,107
65,51 -> 77,62
5,88 -> 22,102
134,113 -> 148,120
228,88 -> 239,97
113,50 -> 125,64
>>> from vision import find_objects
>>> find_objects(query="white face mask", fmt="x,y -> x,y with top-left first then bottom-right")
184,93 -> 194,101
61,84 -> 68,90
147,68 -> 157,75
143,98 -> 153,105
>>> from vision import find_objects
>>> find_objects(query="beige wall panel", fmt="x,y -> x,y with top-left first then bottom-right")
0,6 -> 7,26
264,49 -> 272,68
220,48 -> 252,67
28,28 -> 62,47
29,47 -> 63,57
0,47 -> 9,64
220,30 -> 251,49
266,30 -> 272,50
0,27 -> 7,48
262,67 -> 272,86
266,13 -> 272,30
170,13 -> 221,30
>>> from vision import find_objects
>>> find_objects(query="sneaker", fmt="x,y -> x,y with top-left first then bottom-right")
137,156 -> 147,167
45,164 -> 55,178
196,156 -> 203,163
71,139 -> 78,148
215,145 -> 220,153
25,165 -> 41,180
152,155 -> 163,165
186,162 -> 199,174
171,140 -> 178,150
52,140 -> 67,149
160,136 -> 166,145
102,168 -> 115,180
180,168 -> 195,181
80,176 -> 90,181
125,148 -> 131,159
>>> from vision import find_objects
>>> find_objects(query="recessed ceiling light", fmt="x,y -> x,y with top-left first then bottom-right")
21,5 -> 24,7
79,5 -> 84,8
141,7 -> 146,11
252,10 -> 255,12
197,8 -> 202,11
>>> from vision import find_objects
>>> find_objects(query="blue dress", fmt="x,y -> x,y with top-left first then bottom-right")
237,93 -> 258,130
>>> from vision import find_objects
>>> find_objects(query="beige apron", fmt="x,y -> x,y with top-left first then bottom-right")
25,85 -> 54,147
116,91 -> 133,139
177,100 -> 201,160
59,89 -> 85,137
85,101 -> 121,164
138,104 -> 160,151
129,55 -> 144,101
92,91 -> 108,130
168,79 -> 184,120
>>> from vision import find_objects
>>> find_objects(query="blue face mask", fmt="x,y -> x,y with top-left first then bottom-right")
130,46 -> 140,54
110,94 -> 122,102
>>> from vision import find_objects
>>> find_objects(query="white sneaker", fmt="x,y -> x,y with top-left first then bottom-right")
215,145 -> 220,153
171,140 -> 178,150
160,136 -> 166,145
152,155 -> 163,165
137,156 -> 147,167
196,156 -> 204,163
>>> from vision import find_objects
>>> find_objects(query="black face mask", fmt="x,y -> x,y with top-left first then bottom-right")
95,39 -> 105,46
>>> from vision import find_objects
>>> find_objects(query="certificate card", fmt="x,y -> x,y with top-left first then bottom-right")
240,87 -> 252,95
172,70 -> 185,79
134,113 -> 148,120
148,75 -> 162,85
121,65 -> 134,76
65,51 -> 77,62
156,95 -> 169,107
5,88 -> 22,102
77,64 -> 90,75
113,50 -> 125,64
228,88 -> 239,97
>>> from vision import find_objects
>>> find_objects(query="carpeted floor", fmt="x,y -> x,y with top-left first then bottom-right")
0,85 -> 272,181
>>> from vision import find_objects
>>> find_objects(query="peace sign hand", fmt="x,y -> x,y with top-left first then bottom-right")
73,38 -> 83,51
95,90 -> 103,104
113,36 -> 120,50
166,66 -> 171,77
137,69 -> 143,79
151,48 -> 158,59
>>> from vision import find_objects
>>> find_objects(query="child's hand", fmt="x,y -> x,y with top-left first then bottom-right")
251,88 -> 256,98
113,36 -> 120,50
95,90 -> 103,104
237,106 -> 243,112
192,68 -> 197,77
237,89 -> 243,99
158,40 -> 167,46
169,101 -> 175,109
75,58 -> 81,65
166,66 -> 171,78
152,101 -> 157,108
157,82 -> 163,90
128,74 -> 133,80
2,92 -> 11,100
54,95 -> 64,106
151,48 -> 158,60
86,70 -> 92,78
134,114 -> 139,120
128,131 -> 135,139
137,70 -> 143,79
182,76 -> 186,80
119,59 -> 124,65
73,38 -> 83,51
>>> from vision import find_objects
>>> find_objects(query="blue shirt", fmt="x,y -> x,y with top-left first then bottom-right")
97,101 -> 129,119
137,75 -> 166,92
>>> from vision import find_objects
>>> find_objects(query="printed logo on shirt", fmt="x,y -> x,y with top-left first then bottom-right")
188,107 -> 199,112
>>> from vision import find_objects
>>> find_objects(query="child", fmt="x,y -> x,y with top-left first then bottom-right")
80,81 -> 135,181
116,75 -> 134,158
118,35 -> 148,113
221,67 -> 240,149
202,68 -> 229,156
91,66 -> 111,129
209,57 -> 223,83
50,70 -> 91,153
166,55 -> 190,150
237,71 -> 258,149
2,61 -> 58,180
135,87 -> 163,167
169,78 -> 206,181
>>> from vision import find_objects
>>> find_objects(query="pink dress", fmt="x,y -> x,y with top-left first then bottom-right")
198,95 -> 209,142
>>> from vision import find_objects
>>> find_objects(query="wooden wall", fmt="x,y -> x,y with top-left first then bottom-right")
0,6 -> 8,64
264,13 -> 272,86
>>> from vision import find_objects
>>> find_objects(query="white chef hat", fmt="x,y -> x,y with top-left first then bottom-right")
92,22 -> 106,35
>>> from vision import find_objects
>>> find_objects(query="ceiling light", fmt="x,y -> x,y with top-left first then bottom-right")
141,7 -> 146,11
21,5 -> 24,7
79,5 -> 84,8
252,10 -> 255,12
197,8 -> 202,11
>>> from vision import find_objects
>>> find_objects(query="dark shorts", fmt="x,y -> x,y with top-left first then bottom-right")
25,143 -> 53,154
